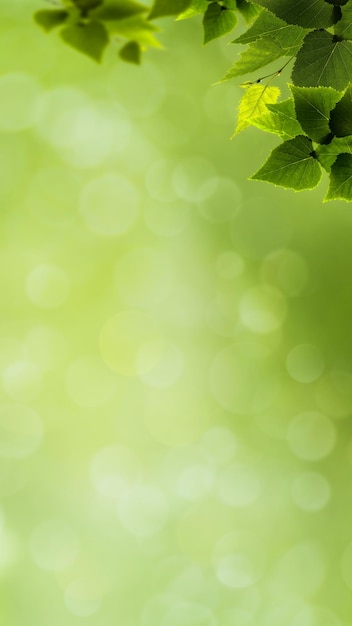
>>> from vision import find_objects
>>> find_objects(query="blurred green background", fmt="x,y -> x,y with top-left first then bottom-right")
1,1 -> 352,625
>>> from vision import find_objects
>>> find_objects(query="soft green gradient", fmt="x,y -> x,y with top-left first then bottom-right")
1,2 -> 352,625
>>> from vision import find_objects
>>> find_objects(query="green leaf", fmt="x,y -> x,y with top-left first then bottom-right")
330,85 -> 352,137
221,36 -> 284,80
234,83 -> 280,134
250,113 -> 291,139
73,0 -> 103,10
334,3 -> 352,39
266,99 -> 304,138
149,0 -> 191,19
290,84 -> 342,143
316,135 -> 352,171
327,0 -> 349,5
91,0 -> 148,21
292,30 -> 352,91
222,0 -> 237,9
233,9 -> 307,49
60,20 -> 109,62
177,0 -> 208,20
236,0 -> 262,23
252,98 -> 303,139
119,40 -> 141,64
103,15 -> 161,47
203,3 -> 237,44
251,135 -> 322,190
253,0 -> 334,28
33,9 -> 68,32
326,153 -> 352,201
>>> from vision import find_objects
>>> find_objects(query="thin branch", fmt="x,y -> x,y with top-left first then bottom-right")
242,55 -> 296,87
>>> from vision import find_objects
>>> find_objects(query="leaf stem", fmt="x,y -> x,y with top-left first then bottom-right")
245,55 -> 296,86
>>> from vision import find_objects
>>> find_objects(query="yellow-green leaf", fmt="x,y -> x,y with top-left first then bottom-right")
234,83 -> 280,135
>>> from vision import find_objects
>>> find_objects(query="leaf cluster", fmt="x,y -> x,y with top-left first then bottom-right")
223,0 -> 352,201
33,0 -> 352,201
34,0 -> 162,64
33,0 -> 258,63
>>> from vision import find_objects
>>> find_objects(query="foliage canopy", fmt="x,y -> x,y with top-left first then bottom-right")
33,0 -> 352,202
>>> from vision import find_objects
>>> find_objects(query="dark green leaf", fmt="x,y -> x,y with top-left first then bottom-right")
60,20 -> 109,62
330,85 -> 352,137
203,3 -> 237,44
73,0 -> 103,11
316,135 -> 352,171
252,0 -> 334,28
34,9 -> 68,32
91,0 -> 148,21
233,9 -> 307,48
221,36 -> 284,80
326,153 -> 352,201
177,0 -> 208,20
292,30 -> 352,91
290,84 -> 342,143
334,3 -> 352,39
326,0 -> 349,5
251,135 -> 322,190
236,0 -> 262,23
149,0 -> 191,19
119,40 -> 141,64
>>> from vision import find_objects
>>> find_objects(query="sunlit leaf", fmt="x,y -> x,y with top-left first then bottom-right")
234,83 -> 280,134
266,99 -> 303,138
252,98 -> 303,139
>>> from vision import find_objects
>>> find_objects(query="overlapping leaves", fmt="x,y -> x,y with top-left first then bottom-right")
34,0 -> 160,64
33,0 -> 352,201
253,0 -> 335,28
34,0 -> 257,63
224,0 -> 352,201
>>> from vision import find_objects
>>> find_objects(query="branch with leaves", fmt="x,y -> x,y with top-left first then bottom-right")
34,0 -> 352,202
